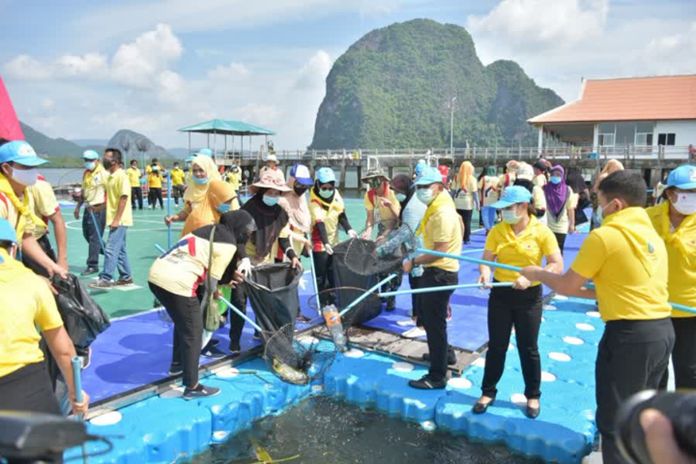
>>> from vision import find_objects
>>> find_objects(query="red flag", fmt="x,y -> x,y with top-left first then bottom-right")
0,76 -> 24,141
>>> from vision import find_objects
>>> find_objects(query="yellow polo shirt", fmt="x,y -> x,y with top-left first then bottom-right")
170,168 -> 185,186
127,167 -> 141,187
485,216 -> 559,284
546,187 -> 578,233
419,191 -> 462,273
82,164 -> 107,206
647,203 -> 696,317
245,223 -> 290,265
533,174 -> 547,188
0,191 -> 37,241
309,189 -> 346,250
28,179 -> 60,239
364,188 -> 400,228
0,248 -> 63,377
106,168 -> 133,227
572,207 -> 671,321
146,165 -> 163,189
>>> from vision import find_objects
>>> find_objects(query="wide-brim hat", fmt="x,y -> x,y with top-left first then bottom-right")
250,169 -> 291,194
361,168 -> 390,182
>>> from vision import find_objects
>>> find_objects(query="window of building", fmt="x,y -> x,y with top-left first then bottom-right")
598,123 -> 615,147
657,133 -> 676,146
635,122 -> 654,146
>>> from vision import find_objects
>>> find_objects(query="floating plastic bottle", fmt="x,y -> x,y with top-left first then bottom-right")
322,304 -> 347,352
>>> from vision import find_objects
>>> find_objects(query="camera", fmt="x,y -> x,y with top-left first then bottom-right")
615,390 -> 696,464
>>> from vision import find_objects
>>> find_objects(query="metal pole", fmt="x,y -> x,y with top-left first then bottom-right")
166,172 -> 172,248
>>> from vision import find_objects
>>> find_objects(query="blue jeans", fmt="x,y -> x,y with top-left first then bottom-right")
481,206 -> 497,230
82,207 -> 105,268
99,226 -> 132,281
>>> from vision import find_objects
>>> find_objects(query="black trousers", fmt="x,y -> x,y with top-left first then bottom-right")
313,251 -> 336,306
408,273 -> 422,324
596,318 -> 674,464
553,232 -> 567,255
456,209 -> 473,243
228,283 -> 250,348
21,234 -> 56,278
131,187 -> 143,210
672,317 -> 696,389
149,187 -> 163,209
149,283 -> 202,388
482,284 -> 543,399
172,184 -> 186,205
416,267 -> 458,381
82,206 -> 106,269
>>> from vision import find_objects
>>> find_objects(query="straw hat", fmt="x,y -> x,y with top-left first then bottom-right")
250,169 -> 291,194
361,167 -> 390,182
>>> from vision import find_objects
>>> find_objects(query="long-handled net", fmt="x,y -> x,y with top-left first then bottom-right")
343,222 -> 420,276
218,295 -> 336,386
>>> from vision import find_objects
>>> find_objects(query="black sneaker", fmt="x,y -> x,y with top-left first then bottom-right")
89,279 -> 114,289
229,343 -> 241,358
201,345 -> 225,359
81,267 -> 99,276
115,277 -> 134,286
183,383 -> 220,399
422,351 -> 457,366
168,363 -> 183,376
408,375 -> 447,390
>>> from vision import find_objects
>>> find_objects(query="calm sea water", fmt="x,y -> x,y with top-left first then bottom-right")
192,397 -> 539,464
40,167 -> 85,185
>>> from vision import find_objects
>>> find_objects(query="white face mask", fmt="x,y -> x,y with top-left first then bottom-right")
502,208 -> 521,224
416,187 -> 435,205
673,192 -> 696,216
11,167 -> 38,186
597,200 -> 617,225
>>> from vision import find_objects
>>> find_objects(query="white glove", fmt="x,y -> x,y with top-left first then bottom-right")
348,229 -> 358,239
324,244 -> 334,255
237,257 -> 252,276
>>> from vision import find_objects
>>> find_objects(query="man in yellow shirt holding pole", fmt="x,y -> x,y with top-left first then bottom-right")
127,159 -> 143,210
74,149 -> 107,275
170,161 -> 186,207
521,171 -> 674,464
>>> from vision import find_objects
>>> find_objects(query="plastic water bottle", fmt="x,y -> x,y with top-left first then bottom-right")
322,305 -> 347,352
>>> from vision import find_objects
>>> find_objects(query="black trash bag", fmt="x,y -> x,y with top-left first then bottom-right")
244,263 -> 302,333
51,274 -> 111,349
332,240 -> 382,326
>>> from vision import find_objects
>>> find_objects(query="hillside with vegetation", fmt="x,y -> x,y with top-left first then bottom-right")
310,19 -> 563,150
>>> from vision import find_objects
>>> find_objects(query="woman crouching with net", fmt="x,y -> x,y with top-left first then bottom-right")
309,167 -> 357,306
148,211 -> 255,399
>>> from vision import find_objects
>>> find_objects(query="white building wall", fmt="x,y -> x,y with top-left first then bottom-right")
653,120 -> 696,147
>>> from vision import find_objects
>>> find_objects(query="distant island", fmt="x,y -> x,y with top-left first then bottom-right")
310,19 -> 563,150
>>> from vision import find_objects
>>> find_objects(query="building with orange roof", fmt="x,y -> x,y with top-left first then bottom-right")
528,74 -> 696,160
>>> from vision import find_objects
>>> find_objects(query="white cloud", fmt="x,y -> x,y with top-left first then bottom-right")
4,55 -> 51,80
294,50 -> 332,90
111,24 -> 183,88
468,0 -> 609,48
207,62 -> 251,80
55,53 -> 109,77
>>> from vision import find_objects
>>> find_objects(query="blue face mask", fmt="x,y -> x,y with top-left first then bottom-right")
549,176 -> 562,185
217,203 -> 231,214
319,188 -> 334,199
262,195 -> 279,207
193,176 -> 209,185
84,161 -> 96,170
395,193 -> 407,203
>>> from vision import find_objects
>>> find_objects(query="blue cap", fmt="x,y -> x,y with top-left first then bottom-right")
315,167 -> 336,184
290,164 -> 313,186
491,185 -> 533,209
665,165 -> 696,190
196,148 -> 213,157
83,149 -> 99,160
0,141 -> 48,167
0,218 -> 17,243
414,166 -> 442,186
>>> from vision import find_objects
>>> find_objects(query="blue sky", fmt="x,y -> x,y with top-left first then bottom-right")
1,0 -> 694,149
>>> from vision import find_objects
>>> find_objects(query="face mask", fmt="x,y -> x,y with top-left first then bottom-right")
262,194 -> 279,207
193,176 -> 208,185
673,192 -> 696,216
84,161 -> 96,170
549,176 -> 562,185
502,209 -> 521,224
217,203 -> 232,214
11,167 -> 38,186
319,188 -> 334,199
416,187 -> 435,205
294,186 -> 308,196
102,159 -> 113,170
597,201 -> 617,224
395,193 -> 407,203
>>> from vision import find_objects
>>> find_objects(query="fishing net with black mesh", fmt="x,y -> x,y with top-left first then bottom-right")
343,222 -> 420,276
